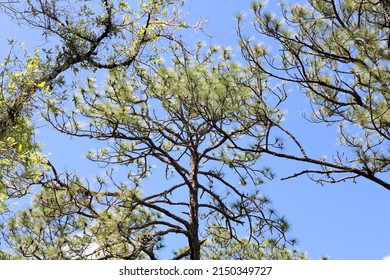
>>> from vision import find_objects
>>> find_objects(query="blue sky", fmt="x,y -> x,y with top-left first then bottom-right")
1,0 -> 390,260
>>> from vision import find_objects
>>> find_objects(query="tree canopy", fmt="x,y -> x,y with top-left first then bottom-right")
237,0 -> 389,190
0,0 -> 301,260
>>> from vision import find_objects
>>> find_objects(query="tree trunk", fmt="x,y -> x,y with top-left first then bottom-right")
188,155 -> 200,260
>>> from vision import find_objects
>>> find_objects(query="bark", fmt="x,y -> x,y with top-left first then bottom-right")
188,152 -> 200,260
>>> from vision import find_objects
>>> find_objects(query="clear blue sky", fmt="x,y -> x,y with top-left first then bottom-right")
1,0 -> 389,260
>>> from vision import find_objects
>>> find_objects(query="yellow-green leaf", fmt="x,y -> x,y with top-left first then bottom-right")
37,81 -> 46,88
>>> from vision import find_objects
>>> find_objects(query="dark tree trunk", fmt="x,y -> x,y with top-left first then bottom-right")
188,155 -> 200,260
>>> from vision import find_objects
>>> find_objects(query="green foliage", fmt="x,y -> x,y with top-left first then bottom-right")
2,176 -> 160,259
202,225 -> 306,260
0,0 -> 205,258
0,46 -> 51,208
238,0 -> 389,189
40,43 -> 296,259
0,0 -> 308,260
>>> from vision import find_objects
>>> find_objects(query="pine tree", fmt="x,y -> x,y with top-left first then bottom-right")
237,0 -> 389,190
